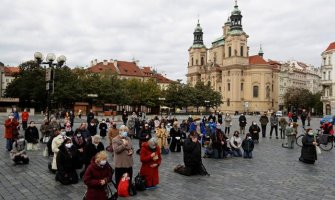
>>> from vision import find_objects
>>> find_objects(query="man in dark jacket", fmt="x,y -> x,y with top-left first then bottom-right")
80,135 -> 104,178
174,132 -> 208,176
239,114 -> 247,134
86,109 -> 94,124
300,110 -> 307,129
259,112 -> 269,138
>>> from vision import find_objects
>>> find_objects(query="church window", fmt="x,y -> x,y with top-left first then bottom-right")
240,46 -> 244,56
201,57 -> 204,65
328,71 -> 331,80
323,72 -> 326,80
253,86 -> 259,98
324,57 -> 326,65
227,98 -> 230,106
241,70 -> 244,76
196,59 -> 198,65
228,71 -> 230,76
228,47 -> 232,57
228,83 -> 231,91
241,83 -> 244,91
266,86 -> 270,98
191,57 -> 194,66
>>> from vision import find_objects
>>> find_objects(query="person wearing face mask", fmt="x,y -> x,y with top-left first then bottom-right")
25,121 -> 39,151
248,121 -> 260,143
10,135 -> 29,165
99,119 -> 108,138
84,151 -> 114,200
4,112 -> 20,151
51,128 -> 67,173
224,113 -> 232,135
88,119 -> 98,137
230,131 -> 242,157
156,122 -> 168,151
72,129 -> 86,168
239,113 -> 247,135
140,137 -> 162,188
242,133 -> 254,158
55,138 -> 79,185
299,128 -> 318,164
282,122 -> 296,149
80,135 -> 104,179
112,125 -> 134,187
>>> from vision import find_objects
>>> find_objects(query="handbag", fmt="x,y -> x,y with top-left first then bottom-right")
43,147 -> 48,157
42,136 -> 50,144
316,146 -> 322,155
118,173 -> 130,197
134,173 -> 146,191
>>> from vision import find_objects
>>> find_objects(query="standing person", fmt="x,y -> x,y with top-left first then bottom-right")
238,113 -> 247,135
55,138 -> 79,185
4,112 -> 19,151
10,135 -> 29,165
107,123 -> 119,151
242,133 -> 254,159
80,135 -> 105,178
230,131 -> 242,157
282,122 -> 296,149
299,129 -> 318,164
84,151 -> 113,200
224,113 -> 232,135
287,111 -> 293,122
12,107 -> 20,122
51,128 -> 66,172
292,112 -> 298,123
40,119 -> 51,143
127,112 -> 137,138
217,112 -> 223,125
112,125 -> 134,187
156,122 -> 168,151
307,111 -> 311,126
248,121 -> 260,143
24,121 -> 39,151
69,111 -> 75,128
174,131 -> 207,176
140,138 -> 162,188
98,119 -> 108,138
259,112 -> 269,138
21,109 -> 29,130
208,113 -> 216,123
300,109 -> 307,129
87,109 -> 95,124
270,112 -> 279,139
122,110 -> 128,125
279,117 -> 288,139
78,109 -> 82,119
169,121 -> 182,152
88,119 -> 98,137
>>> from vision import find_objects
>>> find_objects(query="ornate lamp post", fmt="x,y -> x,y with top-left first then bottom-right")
34,52 -> 66,122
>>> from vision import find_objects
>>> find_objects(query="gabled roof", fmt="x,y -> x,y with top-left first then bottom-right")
155,73 -> 175,84
324,42 -> 335,52
87,62 -> 117,73
4,66 -> 20,76
142,67 -> 154,76
268,59 -> 281,66
117,61 -> 146,77
249,55 -> 267,65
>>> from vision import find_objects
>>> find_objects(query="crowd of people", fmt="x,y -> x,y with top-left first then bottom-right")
3,108 -> 331,199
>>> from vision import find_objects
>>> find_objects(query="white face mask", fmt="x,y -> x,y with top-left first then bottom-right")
248,137 -> 252,140
9,116 -> 14,119
65,143 -> 73,148
77,134 -> 81,137
253,123 -> 256,125
99,160 -> 107,166
60,131 -> 66,136
90,123 -> 94,126
30,123 -> 35,127
18,138 -> 25,143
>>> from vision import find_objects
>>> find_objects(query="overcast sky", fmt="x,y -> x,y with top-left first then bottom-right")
1,0 -> 334,82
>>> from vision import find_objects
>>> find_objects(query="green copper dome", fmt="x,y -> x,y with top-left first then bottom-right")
231,5 -> 241,15
194,20 -> 203,32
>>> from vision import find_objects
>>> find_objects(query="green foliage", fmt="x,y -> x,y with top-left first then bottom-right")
283,87 -> 322,112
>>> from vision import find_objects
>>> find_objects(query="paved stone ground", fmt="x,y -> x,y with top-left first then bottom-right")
1,115 -> 335,200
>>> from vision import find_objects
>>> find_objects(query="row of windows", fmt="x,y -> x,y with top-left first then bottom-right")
323,71 -> 331,80
228,46 -> 244,57
226,84 -> 272,98
323,57 -> 332,66
191,57 -> 205,66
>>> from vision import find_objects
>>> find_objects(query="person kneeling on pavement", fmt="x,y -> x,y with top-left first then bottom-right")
230,131 -> 242,157
10,135 -> 29,165
174,131 -> 209,176
242,133 -> 254,158
55,138 -> 80,185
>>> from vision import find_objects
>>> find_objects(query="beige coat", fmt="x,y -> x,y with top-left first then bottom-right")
112,136 -> 134,168
156,128 -> 168,148
51,134 -> 65,170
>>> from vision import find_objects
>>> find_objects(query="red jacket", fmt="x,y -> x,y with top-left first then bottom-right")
21,112 -> 29,122
4,118 -> 19,139
140,142 -> 161,187
84,158 -> 113,200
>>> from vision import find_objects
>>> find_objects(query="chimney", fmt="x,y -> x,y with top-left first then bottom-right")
113,59 -> 118,67
135,60 -> 140,66
103,60 -> 108,65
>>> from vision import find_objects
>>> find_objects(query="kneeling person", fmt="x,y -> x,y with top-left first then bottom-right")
10,135 -> 29,164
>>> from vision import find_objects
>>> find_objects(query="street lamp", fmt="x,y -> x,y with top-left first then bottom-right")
34,52 -> 66,122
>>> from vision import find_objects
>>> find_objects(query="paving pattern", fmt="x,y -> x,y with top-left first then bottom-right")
1,115 -> 335,200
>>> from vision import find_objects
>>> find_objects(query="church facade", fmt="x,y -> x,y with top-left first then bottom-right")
186,2 -> 279,113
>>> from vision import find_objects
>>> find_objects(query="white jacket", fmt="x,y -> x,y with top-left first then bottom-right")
230,136 -> 242,149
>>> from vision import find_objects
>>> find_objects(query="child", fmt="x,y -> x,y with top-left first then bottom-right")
10,135 -> 29,164
242,133 -> 254,159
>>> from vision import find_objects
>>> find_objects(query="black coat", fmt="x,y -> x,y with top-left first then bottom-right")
83,142 -> 104,165
88,124 -> 97,136
242,138 -> 254,152
24,126 -> 39,143
239,115 -> 247,127
210,129 -> 224,150
56,143 -> 80,185
218,114 -> 223,124
139,128 -> 152,142
300,135 -> 317,162
249,125 -> 260,140
87,112 -> 94,124
183,138 -> 202,167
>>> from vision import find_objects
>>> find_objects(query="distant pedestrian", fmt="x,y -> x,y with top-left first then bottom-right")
78,109 -> 82,119
122,110 -> 128,125
259,112 -> 269,138
292,112 -> 298,123
300,109 -> 307,129
25,121 -> 39,151
21,108 -> 29,130
224,113 -> 232,135
169,122 -> 182,152
238,114 -> 247,135
307,111 -> 311,126
99,119 -> 108,138
270,112 -> 279,139
156,122 -> 168,151
69,111 -> 75,127
279,117 -> 288,139
87,109 -> 94,124
287,111 -> 293,122
248,121 -> 260,143
242,133 -> 254,158
282,122 -> 296,149
217,112 -> 223,125
4,112 -> 19,151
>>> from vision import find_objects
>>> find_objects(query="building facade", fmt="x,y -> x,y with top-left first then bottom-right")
278,60 -> 321,110
187,2 -> 279,113
0,66 -> 20,97
320,42 -> 335,115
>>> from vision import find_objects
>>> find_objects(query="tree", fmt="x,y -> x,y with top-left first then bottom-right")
284,87 -> 312,111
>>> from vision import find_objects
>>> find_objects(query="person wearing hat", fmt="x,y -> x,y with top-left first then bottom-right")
4,112 -> 20,151
299,128 -> 318,164
140,137 -> 162,188
10,135 -> 29,165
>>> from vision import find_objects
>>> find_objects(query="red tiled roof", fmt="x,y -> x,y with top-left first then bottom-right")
325,42 -> 335,52
268,59 -> 281,66
4,66 -> 19,76
249,55 -> 267,65
87,62 -> 117,73
117,61 -> 146,77
141,66 -> 154,76
155,73 -> 175,84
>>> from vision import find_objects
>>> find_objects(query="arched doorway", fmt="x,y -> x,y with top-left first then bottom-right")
326,104 -> 331,115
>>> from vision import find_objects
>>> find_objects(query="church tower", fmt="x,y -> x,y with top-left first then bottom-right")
223,0 -> 249,66
187,19 -> 207,86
